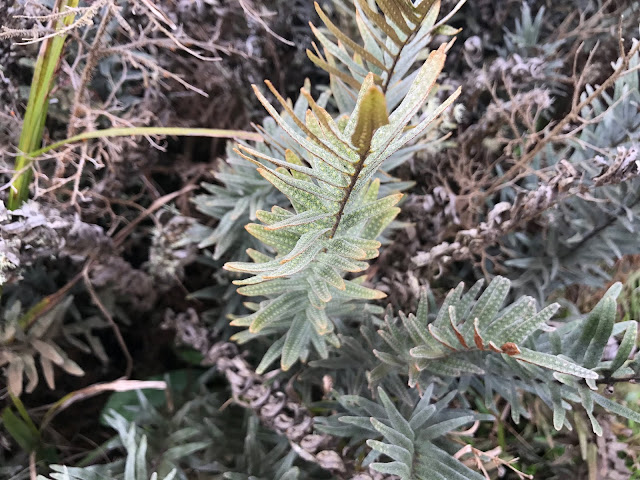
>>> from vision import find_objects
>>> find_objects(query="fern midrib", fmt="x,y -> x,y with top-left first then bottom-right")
329,153 -> 367,238
382,30 -> 414,94
382,10 -> 429,94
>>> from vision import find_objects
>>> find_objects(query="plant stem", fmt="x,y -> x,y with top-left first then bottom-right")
7,127 -> 261,202
26,127 -> 263,159
8,0 -> 80,210
497,418 -> 507,451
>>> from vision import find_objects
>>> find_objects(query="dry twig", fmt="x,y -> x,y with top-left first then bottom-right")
414,147 -> 640,272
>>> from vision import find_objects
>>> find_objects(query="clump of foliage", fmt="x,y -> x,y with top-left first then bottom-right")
3,1 -> 640,479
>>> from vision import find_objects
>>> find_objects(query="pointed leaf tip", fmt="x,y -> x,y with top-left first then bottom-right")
351,84 -> 389,156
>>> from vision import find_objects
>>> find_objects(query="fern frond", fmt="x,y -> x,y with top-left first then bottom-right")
193,2 -> 463,264
372,278 -> 640,434
309,0 -> 463,110
224,46 -> 459,371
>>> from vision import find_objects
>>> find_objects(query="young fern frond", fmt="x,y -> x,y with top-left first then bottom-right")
309,0 -> 462,111
224,46 -> 460,372
193,1 -> 461,263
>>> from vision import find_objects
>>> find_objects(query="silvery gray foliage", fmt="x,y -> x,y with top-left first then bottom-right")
462,4 -> 565,109
190,122 -> 291,261
503,43 -> 640,300
372,278 -> 640,438
412,150 -> 640,279
500,2 -> 562,58
39,414 -> 179,480
302,278 -> 638,478
307,306 -> 418,409
0,295 -> 87,397
315,386 -> 488,480
41,379 -> 324,480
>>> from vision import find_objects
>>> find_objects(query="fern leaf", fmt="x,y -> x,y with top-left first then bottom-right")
224,41 -> 458,370
311,0 -> 457,104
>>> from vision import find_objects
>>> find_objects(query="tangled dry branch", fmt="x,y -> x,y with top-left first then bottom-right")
413,146 -> 640,273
